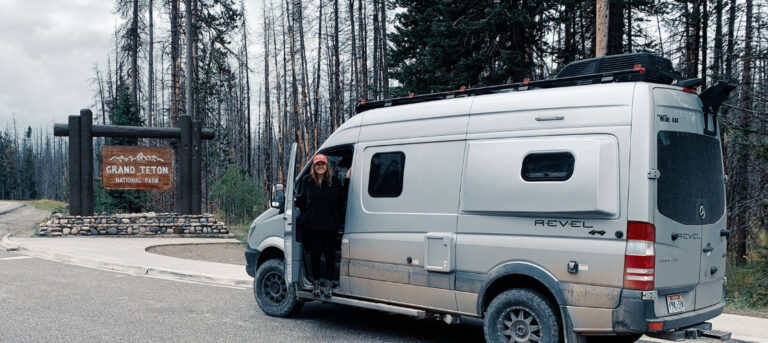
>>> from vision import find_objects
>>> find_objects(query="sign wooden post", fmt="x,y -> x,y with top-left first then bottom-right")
54,111 -> 214,215
80,109 -> 94,215
67,115 -> 81,215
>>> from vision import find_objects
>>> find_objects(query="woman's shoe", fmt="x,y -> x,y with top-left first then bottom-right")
322,281 -> 333,297
312,280 -> 322,296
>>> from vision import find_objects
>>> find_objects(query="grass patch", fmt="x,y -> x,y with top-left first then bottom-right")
21,199 -> 68,213
726,260 -> 768,314
228,223 -> 250,243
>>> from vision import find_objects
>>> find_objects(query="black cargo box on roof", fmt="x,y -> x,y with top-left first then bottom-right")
556,53 -> 680,86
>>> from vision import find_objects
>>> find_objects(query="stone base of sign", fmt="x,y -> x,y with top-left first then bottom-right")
38,213 -> 229,237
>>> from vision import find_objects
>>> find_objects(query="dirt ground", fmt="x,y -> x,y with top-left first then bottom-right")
724,306 -> 768,319
0,202 -> 51,238
146,243 -> 246,265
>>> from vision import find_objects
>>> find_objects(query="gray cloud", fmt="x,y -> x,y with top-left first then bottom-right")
0,0 -> 119,131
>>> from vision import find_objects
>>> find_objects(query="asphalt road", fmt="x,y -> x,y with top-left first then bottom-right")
0,249 -> 488,342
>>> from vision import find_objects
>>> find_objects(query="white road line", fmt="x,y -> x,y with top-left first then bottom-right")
0,256 -> 32,261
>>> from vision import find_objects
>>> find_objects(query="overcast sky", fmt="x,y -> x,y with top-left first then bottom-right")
0,0 -> 262,134
0,0 -> 121,132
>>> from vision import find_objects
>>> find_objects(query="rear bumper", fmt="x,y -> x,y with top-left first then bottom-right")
612,289 -> 724,333
245,247 -> 260,278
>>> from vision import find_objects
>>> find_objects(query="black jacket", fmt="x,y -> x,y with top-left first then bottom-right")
294,174 -> 349,233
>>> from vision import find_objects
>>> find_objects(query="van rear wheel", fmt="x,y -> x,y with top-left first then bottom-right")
254,258 -> 303,317
484,289 -> 560,343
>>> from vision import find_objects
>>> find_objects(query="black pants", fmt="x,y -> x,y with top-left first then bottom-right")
303,230 -> 337,281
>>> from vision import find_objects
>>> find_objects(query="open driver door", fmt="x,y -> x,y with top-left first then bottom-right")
283,143 -> 301,285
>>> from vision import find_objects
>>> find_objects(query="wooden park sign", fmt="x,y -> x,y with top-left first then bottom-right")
55,109 -> 215,215
102,146 -> 173,190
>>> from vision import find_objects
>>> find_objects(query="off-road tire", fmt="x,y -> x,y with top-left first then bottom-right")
484,288 -> 560,343
253,259 -> 303,317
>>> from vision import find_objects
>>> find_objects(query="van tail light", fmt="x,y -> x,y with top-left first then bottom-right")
624,221 -> 655,291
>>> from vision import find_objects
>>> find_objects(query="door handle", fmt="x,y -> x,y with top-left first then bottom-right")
710,266 -> 718,275
703,244 -> 714,253
535,115 -> 564,121
720,229 -> 731,237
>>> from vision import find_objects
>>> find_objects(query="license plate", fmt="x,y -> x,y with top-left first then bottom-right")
667,294 -> 685,314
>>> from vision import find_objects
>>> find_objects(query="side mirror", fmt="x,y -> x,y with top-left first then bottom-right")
270,184 -> 285,210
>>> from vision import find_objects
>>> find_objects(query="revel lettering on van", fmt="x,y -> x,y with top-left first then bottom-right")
672,232 -> 702,240
534,219 -> 594,229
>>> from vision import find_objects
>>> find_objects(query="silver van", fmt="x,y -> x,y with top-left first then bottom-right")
245,53 -> 734,343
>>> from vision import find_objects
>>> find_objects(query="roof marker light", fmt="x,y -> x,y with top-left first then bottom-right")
682,87 -> 698,95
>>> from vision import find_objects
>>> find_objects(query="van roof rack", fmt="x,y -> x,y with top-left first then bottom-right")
355,53 -> 683,114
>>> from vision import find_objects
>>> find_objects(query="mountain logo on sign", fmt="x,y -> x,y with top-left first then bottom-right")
109,152 -> 165,162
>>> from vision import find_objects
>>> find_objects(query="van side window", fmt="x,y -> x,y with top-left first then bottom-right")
521,152 -> 575,181
368,152 -> 405,197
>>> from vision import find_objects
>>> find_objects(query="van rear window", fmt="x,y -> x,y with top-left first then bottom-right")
657,131 -> 725,225
368,152 -> 405,197
521,152 -> 575,181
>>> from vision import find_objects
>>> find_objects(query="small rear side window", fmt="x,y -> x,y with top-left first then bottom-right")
368,152 -> 406,197
521,152 -> 575,181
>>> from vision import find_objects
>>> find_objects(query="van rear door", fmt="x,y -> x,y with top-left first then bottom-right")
652,88 -> 726,316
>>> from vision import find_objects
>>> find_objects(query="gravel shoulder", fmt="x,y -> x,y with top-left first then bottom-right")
146,242 -> 246,265
724,306 -> 768,319
0,201 -> 51,238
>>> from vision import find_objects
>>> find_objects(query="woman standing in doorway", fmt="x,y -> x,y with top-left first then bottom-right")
295,154 -> 350,297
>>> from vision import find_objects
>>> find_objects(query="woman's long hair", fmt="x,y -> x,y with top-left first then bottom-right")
311,162 -> 333,186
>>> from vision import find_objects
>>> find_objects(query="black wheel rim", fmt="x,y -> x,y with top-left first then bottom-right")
262,270 -> 288,305
498,306 -> 542,343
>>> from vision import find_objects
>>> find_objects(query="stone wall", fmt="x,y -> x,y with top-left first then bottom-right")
38,213 -> 229,237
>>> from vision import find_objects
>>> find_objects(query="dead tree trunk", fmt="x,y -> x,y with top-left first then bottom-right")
358,0 -> 368,100
263,5 -> 272,186
171,0 -> 181,127
379,0 -> 388,99
731,0 -> 754,264
148,0 -> 154,127
130,0 -> 139,106
313,0 -> 323,152
595,0 -> 609,57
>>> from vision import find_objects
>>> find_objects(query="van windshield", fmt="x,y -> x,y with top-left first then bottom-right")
657,131 -> 725,225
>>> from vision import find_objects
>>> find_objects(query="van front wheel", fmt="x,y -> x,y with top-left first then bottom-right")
484,289 -> 560,343
254,259 -> 303,317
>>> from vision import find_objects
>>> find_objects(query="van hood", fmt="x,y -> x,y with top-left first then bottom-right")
250,207 -> 281,229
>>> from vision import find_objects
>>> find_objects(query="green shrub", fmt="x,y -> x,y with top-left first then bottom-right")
211,167 -> 265,225
727,231 -> 768,311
